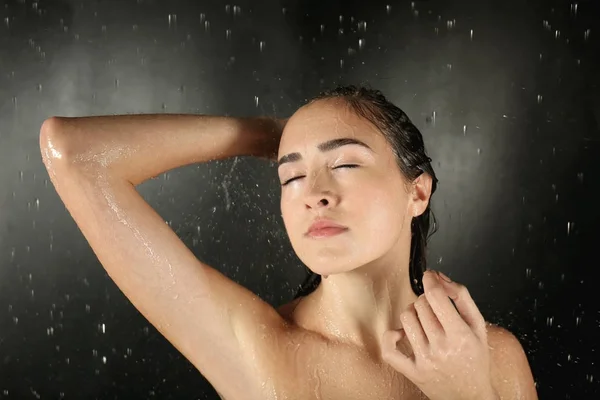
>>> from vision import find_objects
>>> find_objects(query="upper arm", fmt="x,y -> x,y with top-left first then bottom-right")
488,324 -> 538,400
40,127 -> 287,399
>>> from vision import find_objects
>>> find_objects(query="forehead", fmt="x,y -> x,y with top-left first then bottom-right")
279,99 -> 383,151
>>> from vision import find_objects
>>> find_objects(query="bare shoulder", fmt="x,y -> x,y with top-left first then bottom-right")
276,296 -> 303,321
486,323 -> 539,400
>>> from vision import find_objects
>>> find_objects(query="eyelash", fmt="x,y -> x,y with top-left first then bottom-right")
281,164 -> 359,186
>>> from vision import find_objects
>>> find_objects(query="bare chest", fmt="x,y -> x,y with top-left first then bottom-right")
268,329 -> 428,400
217,299 -> 429,400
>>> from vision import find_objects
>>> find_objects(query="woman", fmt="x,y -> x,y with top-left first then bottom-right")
39,85 -> 537,399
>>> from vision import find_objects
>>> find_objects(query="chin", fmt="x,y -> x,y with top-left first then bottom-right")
301,251 -> 369,277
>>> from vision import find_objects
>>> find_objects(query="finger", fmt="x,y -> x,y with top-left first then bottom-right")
381,329 -> 416,379
413,293 -> 445,343
422,270 -> 465,334
430,270 -> 487,340
400,304 -> 429,356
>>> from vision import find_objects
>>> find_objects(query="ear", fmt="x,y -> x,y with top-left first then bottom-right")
410,173 -> 433,217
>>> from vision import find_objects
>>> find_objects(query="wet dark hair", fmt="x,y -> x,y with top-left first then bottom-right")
293,84 -> 439,298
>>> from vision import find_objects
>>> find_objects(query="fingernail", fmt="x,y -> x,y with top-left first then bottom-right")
437,271 -> 452,283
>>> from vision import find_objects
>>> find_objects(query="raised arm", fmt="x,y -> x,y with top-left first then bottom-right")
39,113 -> 287,399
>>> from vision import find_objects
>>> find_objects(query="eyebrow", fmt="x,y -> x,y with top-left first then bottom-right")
277,138 -> 373,167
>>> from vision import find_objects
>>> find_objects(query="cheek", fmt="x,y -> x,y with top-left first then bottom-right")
280,198 -> 300,236
355,186 -> 408,237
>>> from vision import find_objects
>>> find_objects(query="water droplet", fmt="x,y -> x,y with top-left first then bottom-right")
259,41 -> 265,52
386,5 -> 391,14
537,94 -> 543,103
255,95 -> 259,107
577,172 -> 584,183
584,29 -> 590,40
226,29 -> 231,39
358,38 -> 365,50
567,221 -> 573,235
543,20 -> 550,30
200,13 -> 205,23
463,125 -> 467,135
555,30 -> 560,39
470,29 -> 474,40
320,24 -> 325,34
282,7 -> 287,15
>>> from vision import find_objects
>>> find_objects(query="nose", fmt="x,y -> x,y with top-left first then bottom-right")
304,171 -> 339,209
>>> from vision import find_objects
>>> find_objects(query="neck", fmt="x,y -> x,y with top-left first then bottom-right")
305,243 -> 419,358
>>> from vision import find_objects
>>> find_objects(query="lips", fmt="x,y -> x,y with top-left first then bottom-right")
306,218 -> 348,236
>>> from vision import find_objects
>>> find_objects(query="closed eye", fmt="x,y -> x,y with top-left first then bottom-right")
280,164 -> 359,186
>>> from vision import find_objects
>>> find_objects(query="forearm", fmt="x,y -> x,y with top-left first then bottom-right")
40,113 -> 280,185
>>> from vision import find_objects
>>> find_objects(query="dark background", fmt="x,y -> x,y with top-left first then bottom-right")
1,0 -> 598,398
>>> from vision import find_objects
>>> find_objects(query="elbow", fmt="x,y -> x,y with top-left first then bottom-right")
40,117 -> 62,147
40,117 -> 62,137
39,117 -> 70,167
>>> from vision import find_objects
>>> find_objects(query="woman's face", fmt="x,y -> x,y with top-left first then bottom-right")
277,99 -> 417,276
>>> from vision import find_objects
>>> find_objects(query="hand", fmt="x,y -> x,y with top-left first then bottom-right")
381,270 -> 498,400
251,117 -> 288,161
269,117 -> 288,161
